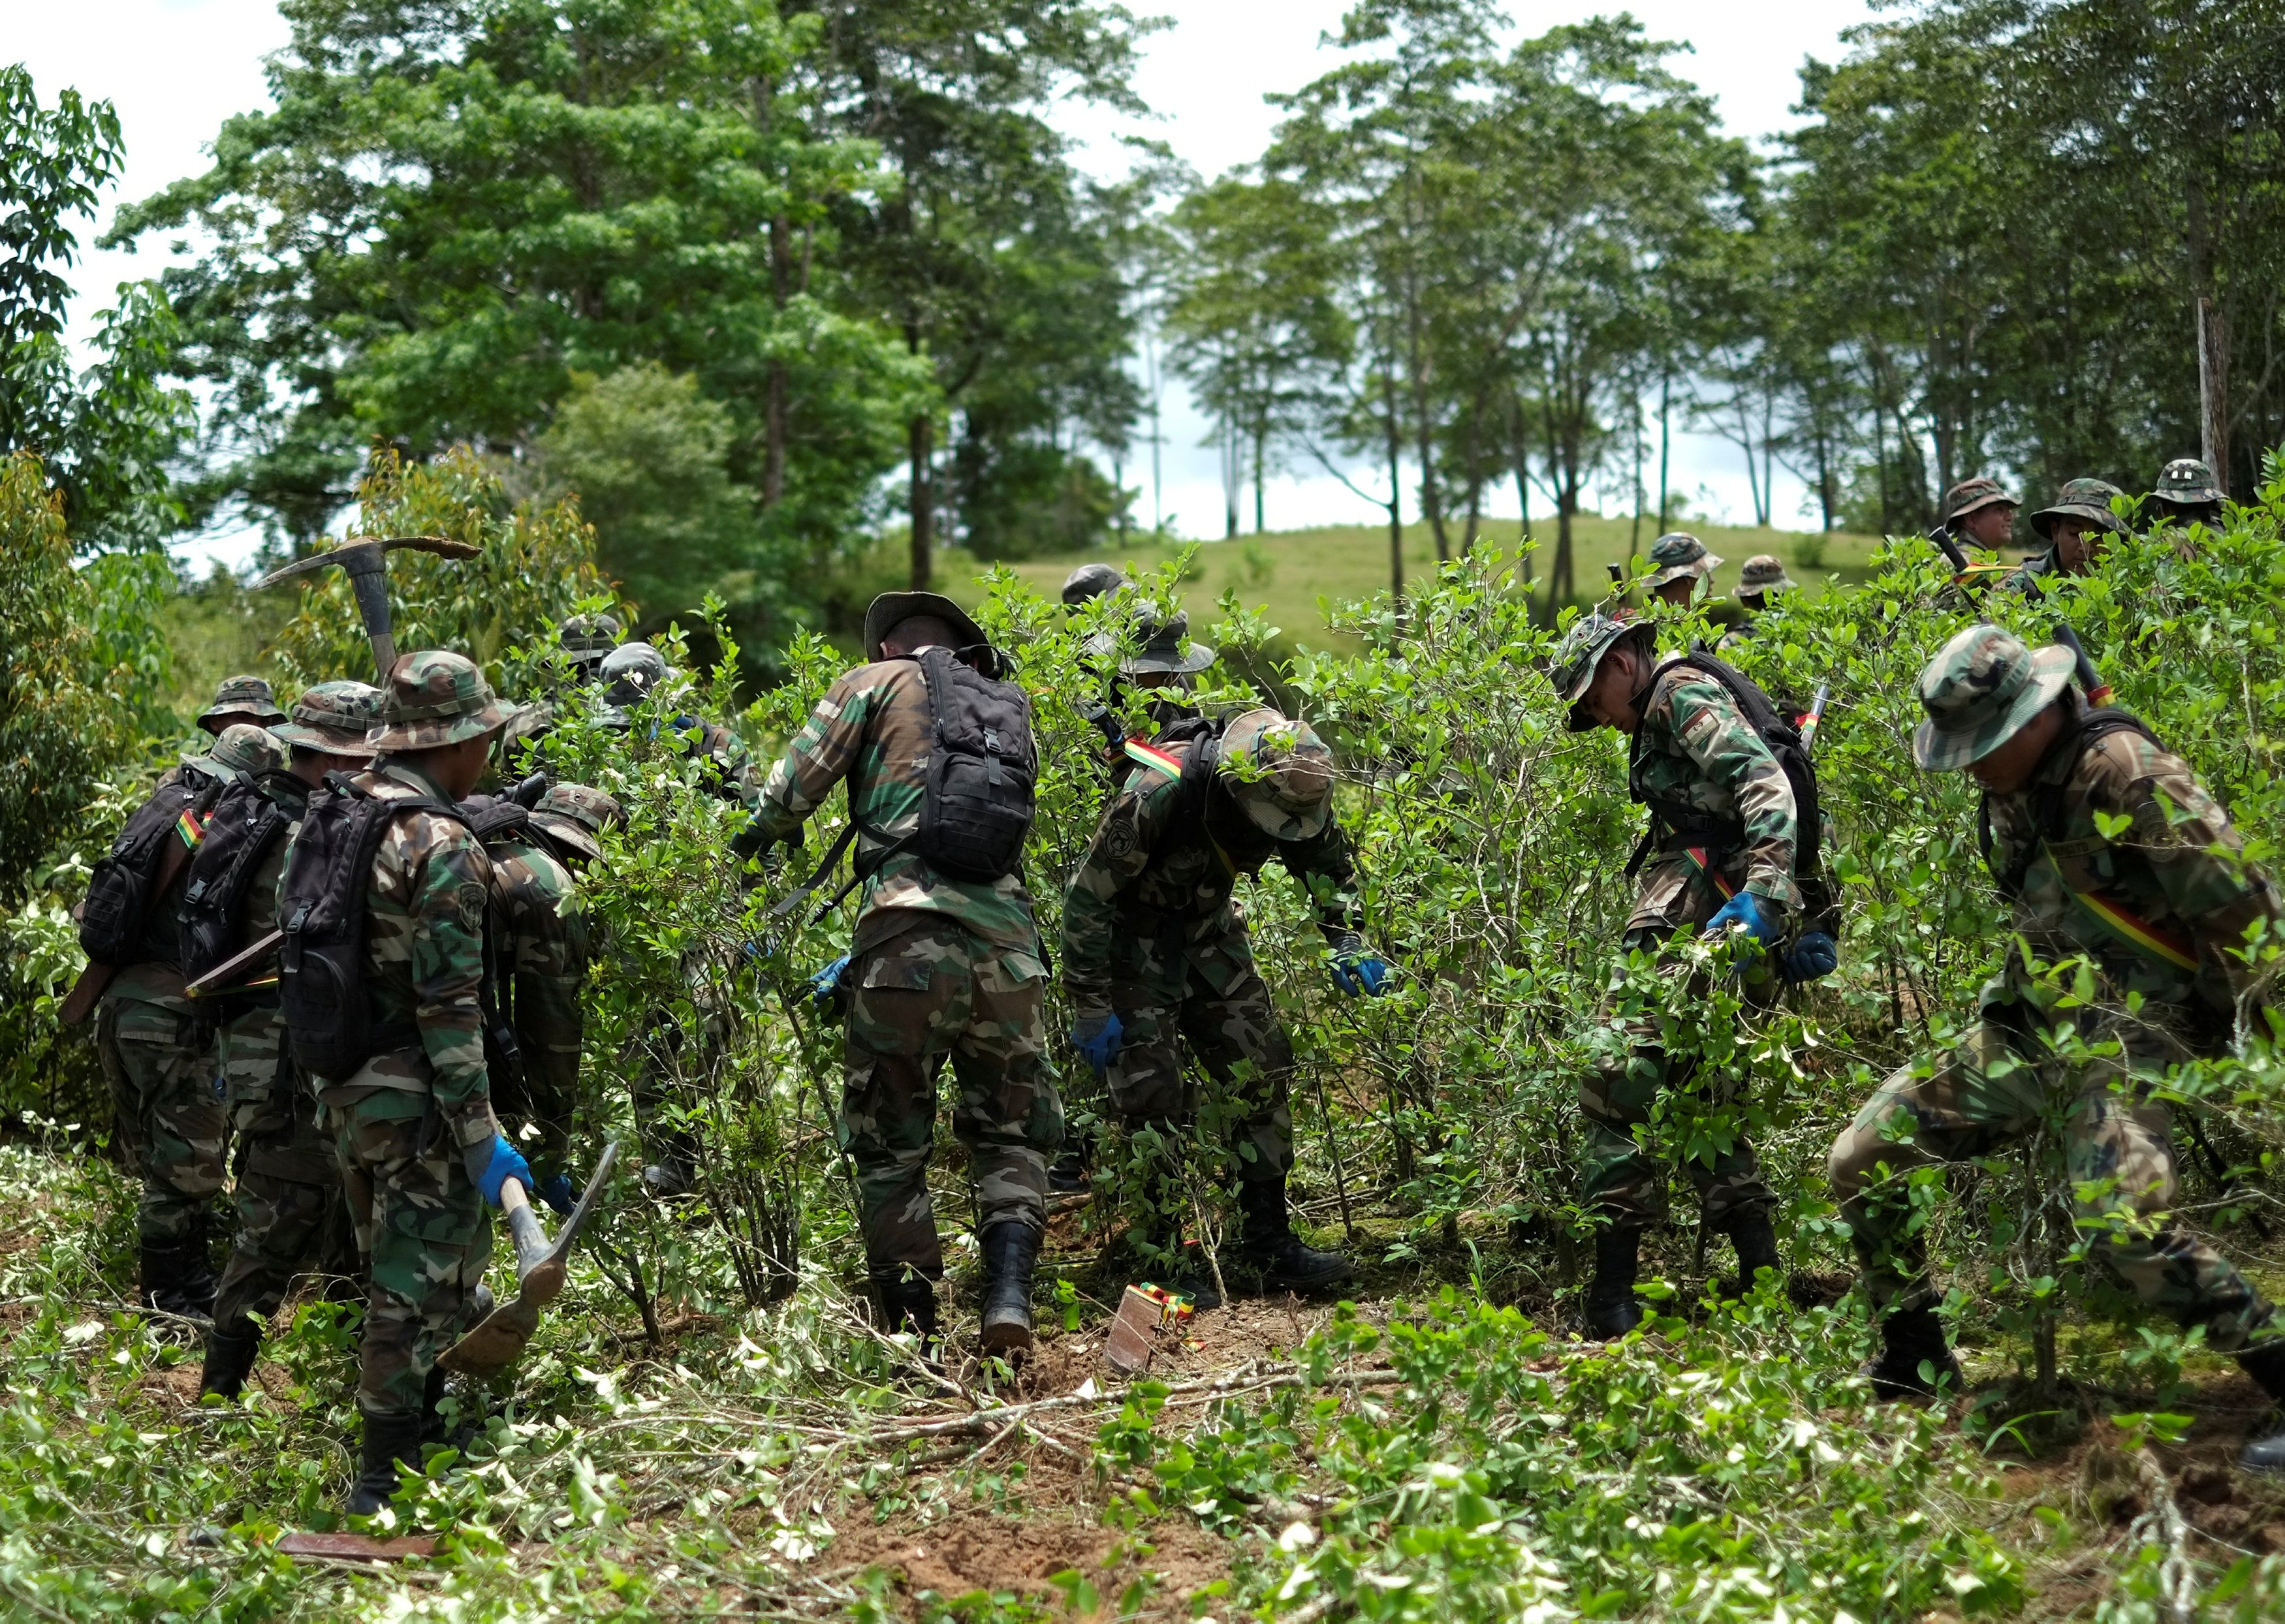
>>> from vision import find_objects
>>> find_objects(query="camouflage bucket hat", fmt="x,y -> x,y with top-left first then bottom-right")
1060,563 -> 1129,608
1912,624 -> 2075,772
2029,477 -> 2128,540
1943,475 -> 2017,522
1645,531 -> 1722,591
599,641 -> 670,710
197,674 -> 287,734
1121,608 -> 1217,677
1546,610 -> 1648,732
499,700 -> 555,761
199,721 -> 287,781
368,650 -> 512,751
1739,554 -> 1796,595
531,781 -> 624,862
2153,457 -> 2223,507
271,679 -> 383,754
559,612 -> 623,666
1219,709 -> 1335,841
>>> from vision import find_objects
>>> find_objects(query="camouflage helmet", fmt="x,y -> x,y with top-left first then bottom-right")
197,674 -> 288,734
558,612 -> 623,670
2029,477 -> 2129,541
599,641 -> 670,708
1912,623 -> 2075,772
1645,532 -> 1723,593
2152,457 -> 2223,508
1060,563 -> 1130,609
272,679 -> 383,755
1942,475 -> 2017,523
531,781 -> 623,863
200,721 -> 288,781
367,650 -> 513,752
1120,606 -> 1216,677
1738,555 -> 1796,597
499,700 -> 555,762
1218,710 -> 1336,841
1546,610 -> 1650,732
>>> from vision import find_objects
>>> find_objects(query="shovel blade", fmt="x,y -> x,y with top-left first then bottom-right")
435,1140 -> 618,1377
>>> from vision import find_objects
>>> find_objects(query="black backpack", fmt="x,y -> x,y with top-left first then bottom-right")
1630,650 -> 1838,934
276,775 -> 466,1084
78,767 -> 228,967
881,646 -> 1037,883
178,772 -> 302,993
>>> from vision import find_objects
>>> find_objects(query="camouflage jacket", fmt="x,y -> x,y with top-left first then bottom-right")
479,832 -> 587,1114
1062,749 -> 1362,1016
745,659 -> 1040,954
1984,702 -> 2280,1038
2002,550 -> 2059,595
345,758 -> 497,1141
1626,655 -> 1801,912
108,759 -> 237,1009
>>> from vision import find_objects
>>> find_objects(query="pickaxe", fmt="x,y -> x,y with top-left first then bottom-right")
439,1139 -> 621,1377
260,535 -> 481,683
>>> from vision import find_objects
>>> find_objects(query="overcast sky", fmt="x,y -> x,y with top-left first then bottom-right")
14,0 -> 1880,569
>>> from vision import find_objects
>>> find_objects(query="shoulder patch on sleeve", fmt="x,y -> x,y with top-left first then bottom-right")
453,882 -> 488,931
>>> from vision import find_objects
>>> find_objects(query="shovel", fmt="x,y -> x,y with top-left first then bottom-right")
439,1140 -> 620,1377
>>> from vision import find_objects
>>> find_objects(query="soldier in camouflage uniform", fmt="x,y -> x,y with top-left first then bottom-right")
1715,555 -> 1795,655
1061,562 -> 1131,609
1940,476 -> 2019,554
2149,457 -> 2224,531
597,641 -> 762,813
2006,478 -> 2128,593
321,651 -> 531,1516
202,682 -> 379,1398
733,592 -> 1062,1352
1547,612 -> 1835,1337
1645,532 -> 1724,608
1827,626 -> 2285,1469
559,612 -> 623,682
197,674 -> 288,736
1062,708 -> 1385,1307
472,782 -> 621,1212
97,717 -> 284,1318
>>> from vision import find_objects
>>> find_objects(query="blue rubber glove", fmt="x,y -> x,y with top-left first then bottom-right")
807,954 -> 851,1010
1782,930 -> 1839,984
1705,891 -> 1777,951
467,1134 -> 535,1210
1071,1012 -> 1125,1076
1331,951 -> 1393,997
537,1171 -> 577,1218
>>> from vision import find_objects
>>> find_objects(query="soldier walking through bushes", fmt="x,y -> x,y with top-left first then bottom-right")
1545,610 -> 1838,1338
195,681 -> 381,1399
1826,624 -> 2285,1471
729,591 -> 1062,1355
283,651 -> 535,1515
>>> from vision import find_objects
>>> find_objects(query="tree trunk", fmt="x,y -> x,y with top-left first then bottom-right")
754,76 -> 789,509
907,414 -> 933,589
1629,383 -> 1644,552
1253,420 -> 1267,535
1510,394 -> 1533,588
1656,371 -> 1671,534
1222,414 -> 1240,539
2199,294 -> 2231,493
1400,257 -> 1449,562
1383,360 -> 1405,608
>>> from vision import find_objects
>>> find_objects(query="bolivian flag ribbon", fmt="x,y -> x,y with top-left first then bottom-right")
2068,888 -> 2199,974
174,809 -> 208,849
1122,737 -> 1184,779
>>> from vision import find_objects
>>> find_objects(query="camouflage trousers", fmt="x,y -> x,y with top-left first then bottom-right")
325,1086 -> 492,1415
213,1005 -> 356,1329
1579,916 -> 1775,1232
95,994 -> 226,1246
1827,1017 -> 2278,1351
841,919 -> 1062,1283
1103,912 -> 1295,1193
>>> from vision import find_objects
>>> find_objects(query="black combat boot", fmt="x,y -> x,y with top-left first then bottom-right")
345,1408 -> 426,1517
1717,1208 -> 1783,1300
1235,1181 -> 1353,1293
1864,1305 -> 1962,1399
875,1272 -> 940,1360
2235,1339 -> 2285,1473
199,1315 -> 262,1399
1584,1226 -> 1645,1339
978,1222 -> 1040,1355
165,1213 -> 220,1320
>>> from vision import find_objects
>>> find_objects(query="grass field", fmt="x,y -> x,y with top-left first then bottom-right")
941,513 -> 1898,652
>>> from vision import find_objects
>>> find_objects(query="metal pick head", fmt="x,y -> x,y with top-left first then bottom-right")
256,535 -> 480,590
